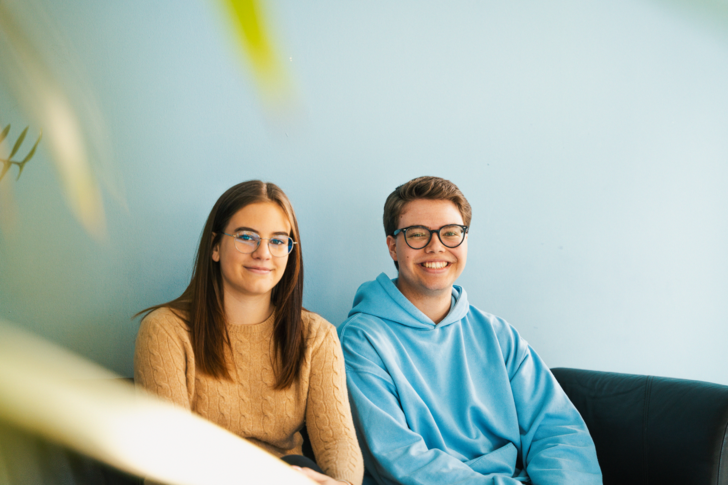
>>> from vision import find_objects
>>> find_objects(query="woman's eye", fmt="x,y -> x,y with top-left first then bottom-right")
238,234 -> 257,241
270,238 -> 286,246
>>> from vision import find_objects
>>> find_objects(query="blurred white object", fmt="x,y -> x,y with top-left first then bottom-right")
0,319 -> 315,485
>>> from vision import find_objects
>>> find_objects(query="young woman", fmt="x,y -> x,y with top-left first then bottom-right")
134,181 -> 363,485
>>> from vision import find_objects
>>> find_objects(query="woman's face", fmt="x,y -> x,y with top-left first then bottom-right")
212,202 -> 292,302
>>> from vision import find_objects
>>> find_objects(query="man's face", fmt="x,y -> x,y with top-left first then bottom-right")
386,199 -> 468,301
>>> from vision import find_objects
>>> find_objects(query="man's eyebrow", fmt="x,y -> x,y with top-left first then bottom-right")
404,224 -> 461,230
232,226 -> 290,236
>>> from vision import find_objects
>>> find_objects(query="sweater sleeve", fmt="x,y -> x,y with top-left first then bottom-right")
496,324 -> 602,485
306,322 -> 364,485
133,310 -> 192,410
340,322 -> 522,485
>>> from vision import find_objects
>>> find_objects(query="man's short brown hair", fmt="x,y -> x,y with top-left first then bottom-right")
383,176 -> 472,237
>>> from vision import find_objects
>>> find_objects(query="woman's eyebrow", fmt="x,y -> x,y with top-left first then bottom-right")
232,226 -> 257,233
232,226 -> 290,236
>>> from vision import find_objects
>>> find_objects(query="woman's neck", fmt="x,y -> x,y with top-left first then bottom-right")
223,291 -> 274,325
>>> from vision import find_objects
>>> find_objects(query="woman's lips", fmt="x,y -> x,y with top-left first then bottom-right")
245,266 -> 272,274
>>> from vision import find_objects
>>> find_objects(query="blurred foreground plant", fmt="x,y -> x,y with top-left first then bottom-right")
0,319 -> 315,485
220,0 -> 297,114
0,0 -> 112,239
0,125 -> 42,182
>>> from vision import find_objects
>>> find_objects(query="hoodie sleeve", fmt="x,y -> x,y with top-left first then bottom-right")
340,320 -> 523,485
494,321 -> 602,485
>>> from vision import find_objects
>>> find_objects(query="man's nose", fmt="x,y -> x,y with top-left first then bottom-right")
424,232 -> 445,252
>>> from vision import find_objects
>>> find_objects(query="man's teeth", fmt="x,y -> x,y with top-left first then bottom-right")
422,262 -> 448,269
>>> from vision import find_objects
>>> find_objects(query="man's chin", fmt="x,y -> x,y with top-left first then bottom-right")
414,279 -> 456,297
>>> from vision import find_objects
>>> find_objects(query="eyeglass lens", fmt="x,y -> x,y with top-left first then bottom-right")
233,231 -> 293,257
405,225 -> 465,249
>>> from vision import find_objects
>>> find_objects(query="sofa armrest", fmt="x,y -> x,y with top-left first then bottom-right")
552,367 -> 728,485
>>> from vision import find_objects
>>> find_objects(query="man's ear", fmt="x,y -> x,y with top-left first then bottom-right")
386,235 -> 398,262
211,234 -> 220,262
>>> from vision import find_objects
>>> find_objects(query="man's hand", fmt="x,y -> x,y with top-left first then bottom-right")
291,466 -> 351,485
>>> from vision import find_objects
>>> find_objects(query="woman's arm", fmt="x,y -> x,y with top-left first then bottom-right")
305,321 -> 364,485
134,309 -> 193,410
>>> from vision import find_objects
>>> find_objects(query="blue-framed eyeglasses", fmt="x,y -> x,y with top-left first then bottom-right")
221,231 -> 296,257
393,224 -> 468,250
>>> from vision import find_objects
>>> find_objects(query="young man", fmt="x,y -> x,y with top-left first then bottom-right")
338,176 -> 602,485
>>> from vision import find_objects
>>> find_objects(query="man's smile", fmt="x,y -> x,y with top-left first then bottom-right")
420,261 -> 451,270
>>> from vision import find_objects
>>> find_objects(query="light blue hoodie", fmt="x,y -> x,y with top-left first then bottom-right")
338,273 -> 602,485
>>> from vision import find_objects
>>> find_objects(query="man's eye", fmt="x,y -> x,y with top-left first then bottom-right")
410,231 -> 428,238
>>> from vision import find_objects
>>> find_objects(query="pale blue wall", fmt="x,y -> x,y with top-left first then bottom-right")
1,0 -> 727,384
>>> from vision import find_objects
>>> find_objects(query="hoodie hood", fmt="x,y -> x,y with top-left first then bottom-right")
348,272 -> 469,329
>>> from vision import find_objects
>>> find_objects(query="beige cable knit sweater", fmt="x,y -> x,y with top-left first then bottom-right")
134,307 -> 364,485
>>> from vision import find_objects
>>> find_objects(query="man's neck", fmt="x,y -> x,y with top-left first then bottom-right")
396,281 -> 453,324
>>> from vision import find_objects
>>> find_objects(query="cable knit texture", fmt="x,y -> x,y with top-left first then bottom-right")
134,307 -> 364,485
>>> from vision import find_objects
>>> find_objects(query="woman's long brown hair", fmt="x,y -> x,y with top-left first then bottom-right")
136,181 -> 305,389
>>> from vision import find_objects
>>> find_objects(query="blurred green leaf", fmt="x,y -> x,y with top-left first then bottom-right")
20,131 -> 42,165
0,128 -> 41,181
16,131 -> 42,180
221,0 -> 292,105
0,162 -> 10,182
9,126 -> 27,159
0,125 -> 9,145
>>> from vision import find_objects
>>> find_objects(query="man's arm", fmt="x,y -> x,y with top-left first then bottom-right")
497,323 -> 602,485
341,324 -> 524,485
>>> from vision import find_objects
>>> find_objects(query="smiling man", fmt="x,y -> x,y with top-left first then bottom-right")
338,176 -> 602,485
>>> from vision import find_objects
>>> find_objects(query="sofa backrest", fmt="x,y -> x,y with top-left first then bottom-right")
552,367 -> 728,485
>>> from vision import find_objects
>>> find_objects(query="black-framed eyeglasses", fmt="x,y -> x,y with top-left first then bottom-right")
392,224 -> 468,250
221,231 -> 296,257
